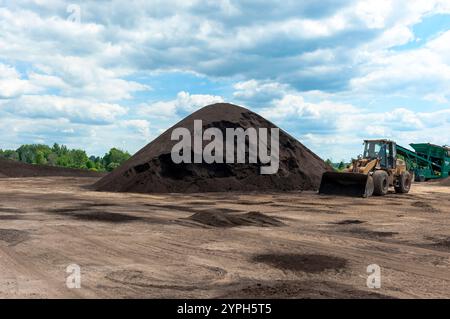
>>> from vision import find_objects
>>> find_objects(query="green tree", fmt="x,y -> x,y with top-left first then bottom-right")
56,154 -> 71,167
103,148 -> 130,165
52,143 -> 61,155
17,144 -> 52,164
0,150 -> 19,161
107,162 -> 121,172
86,160 -> 96,170
17,145 -> 36,163
35,150 -> 47,165
69,149 -> 89,169
103,148 -> 130,171
47,153 -> 58,166
95,161 -> 105,171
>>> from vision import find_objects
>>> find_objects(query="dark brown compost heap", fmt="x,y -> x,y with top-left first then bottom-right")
0,158 -> 104,178
94,103 -> 331,193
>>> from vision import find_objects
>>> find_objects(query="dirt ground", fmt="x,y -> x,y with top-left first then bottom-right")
0,177 -> 449,299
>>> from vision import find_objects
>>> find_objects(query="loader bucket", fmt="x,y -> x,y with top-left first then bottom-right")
319,172 -> 374,198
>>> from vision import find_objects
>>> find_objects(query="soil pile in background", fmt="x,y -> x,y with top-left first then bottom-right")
95,103 -> 331,193
0,158 -> 104,178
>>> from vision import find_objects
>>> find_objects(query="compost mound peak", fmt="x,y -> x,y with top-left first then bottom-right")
94,103 -> 330,193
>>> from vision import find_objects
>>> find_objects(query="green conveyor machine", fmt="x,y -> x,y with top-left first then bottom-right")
396,143 -> 450,181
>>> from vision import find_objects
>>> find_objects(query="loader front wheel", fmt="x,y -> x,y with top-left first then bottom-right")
395,172 -> 412,194
365,175 -> 374,198
373,171 -> 389,196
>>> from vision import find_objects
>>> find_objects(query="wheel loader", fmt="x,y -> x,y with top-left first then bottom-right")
319,139 -> 412,197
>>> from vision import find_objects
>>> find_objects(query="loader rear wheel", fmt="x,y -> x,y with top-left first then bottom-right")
373,171 -> 389,196
395,171 -> 412,194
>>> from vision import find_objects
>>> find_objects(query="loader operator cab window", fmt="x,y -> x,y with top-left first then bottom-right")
364,141 -> 388,167
364,142 -> 383,159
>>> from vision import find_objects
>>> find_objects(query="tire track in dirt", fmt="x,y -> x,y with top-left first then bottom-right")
0,244 -> 81,298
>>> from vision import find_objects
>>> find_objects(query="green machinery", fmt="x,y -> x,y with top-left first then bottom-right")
396,143 -> 450,181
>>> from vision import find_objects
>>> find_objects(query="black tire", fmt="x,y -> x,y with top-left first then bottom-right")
395,171 -> 412,194
373,170 -> 389,196
364,175 -> 374,198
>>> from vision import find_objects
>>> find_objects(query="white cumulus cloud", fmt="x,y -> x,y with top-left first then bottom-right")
2,95 -> 127,124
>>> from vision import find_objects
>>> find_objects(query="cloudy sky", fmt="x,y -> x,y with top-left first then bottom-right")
1,0 -> 450,161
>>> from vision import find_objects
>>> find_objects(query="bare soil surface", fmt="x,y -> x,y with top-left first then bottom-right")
0,177 -> 449,298
438,177 -> 450,186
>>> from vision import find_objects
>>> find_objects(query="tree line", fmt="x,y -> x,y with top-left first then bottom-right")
0,143 -> 131,172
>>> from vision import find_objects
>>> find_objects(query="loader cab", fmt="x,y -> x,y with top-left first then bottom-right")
363,140 -> 396,169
